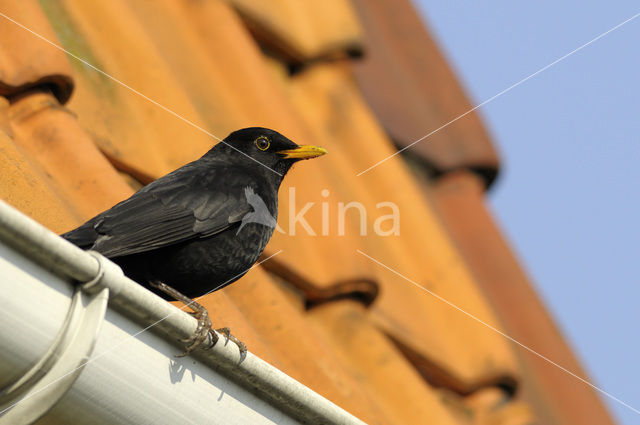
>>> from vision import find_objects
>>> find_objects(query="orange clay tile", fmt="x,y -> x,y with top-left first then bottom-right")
441,387 -> 535,425
39,0 -> 238,179
178,0 -> 317,137
266,62 -> 520,390
350,0 -> 499,185
0,95 -> 78,231
38,0 -> 328,179
132,0 -> 351,155
432,171 -> 616,425
124,0 -> 287,133
434,388 -> 536,425
222,267 -> 390,425
227,0 -> 363,62
1,88 -> 132,232
9,91 -> 133,225
0,97 -> 9,136
0,0 -> 73,104
308,300 -> 461,425
479,404 -> 535,425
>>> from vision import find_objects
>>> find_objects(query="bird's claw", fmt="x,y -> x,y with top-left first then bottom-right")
177,312 -> 247,358
176,307 -> 218,357
215,327 -> 247,357
149,281 -> 246,358
217,326 -> 231,339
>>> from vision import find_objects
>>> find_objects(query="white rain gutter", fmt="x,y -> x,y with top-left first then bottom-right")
0,200 -> 367,425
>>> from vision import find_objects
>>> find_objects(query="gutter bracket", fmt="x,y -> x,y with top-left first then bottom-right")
84,251 -> 124,297
0,283 -> 109,424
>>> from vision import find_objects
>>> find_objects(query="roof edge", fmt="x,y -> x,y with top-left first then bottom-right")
0,200 -> 366,425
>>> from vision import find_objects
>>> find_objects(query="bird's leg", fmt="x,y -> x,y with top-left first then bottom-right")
150,281 -> 218,357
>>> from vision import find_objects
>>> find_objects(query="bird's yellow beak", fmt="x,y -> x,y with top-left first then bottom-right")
277,145 -> 328,160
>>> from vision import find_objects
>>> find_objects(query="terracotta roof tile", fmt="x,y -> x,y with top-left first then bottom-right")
432,171 -> 616,425
308,300 -> 461,425
222,269 -> 388,425
0,0 -> 73,103
228,0 -> 363,62
0,96 -> 78,231
350,0 -> 499,185
41,0 -> 230,179
9,91 -> 133,220
1,91 -> 131,231
464,387 -> 535,425
273,62 -> 520,390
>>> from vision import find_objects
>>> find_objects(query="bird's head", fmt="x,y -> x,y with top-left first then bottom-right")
211,127 -> 327,177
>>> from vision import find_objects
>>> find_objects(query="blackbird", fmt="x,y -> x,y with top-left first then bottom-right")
62,127 -> 326,355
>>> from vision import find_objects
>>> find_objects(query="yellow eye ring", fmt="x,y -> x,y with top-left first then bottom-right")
255,136 -> 270,151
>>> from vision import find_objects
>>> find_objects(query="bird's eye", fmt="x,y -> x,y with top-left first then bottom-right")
255,136 -> 270,151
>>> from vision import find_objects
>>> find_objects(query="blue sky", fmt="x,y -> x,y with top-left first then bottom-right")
413,2 -> 640,424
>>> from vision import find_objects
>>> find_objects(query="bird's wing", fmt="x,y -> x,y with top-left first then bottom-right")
63,161 -> 254,257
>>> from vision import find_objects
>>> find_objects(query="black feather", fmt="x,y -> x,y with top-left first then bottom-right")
61,127 -> 319,299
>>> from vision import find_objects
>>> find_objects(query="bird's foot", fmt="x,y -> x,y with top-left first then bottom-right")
150,281 -> 219,357
177,309 -> 218,357
216,327 -> 247,358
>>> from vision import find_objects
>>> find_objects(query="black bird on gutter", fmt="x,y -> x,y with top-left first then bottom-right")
62,127 -> 327,356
